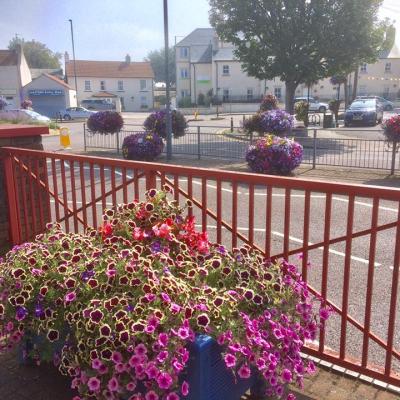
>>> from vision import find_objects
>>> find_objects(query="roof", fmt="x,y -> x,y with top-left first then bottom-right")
30,68 -> 63,79
190,45 -> 213,63
213,47 -> 237,61
91,91 -> 117,98
42,73 -> 73,89
176,28 -> 216,47
0,50 -> 18,66
65,60 -> 154,78
387,43 -> 400,58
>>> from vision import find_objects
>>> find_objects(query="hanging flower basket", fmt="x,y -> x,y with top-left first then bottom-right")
143,109 -> 187,139
246,135 -> 303,175
382,115 -> 400,144
87,111 -> 124,134
1,190 -> 327,400
122,132 -> 164,161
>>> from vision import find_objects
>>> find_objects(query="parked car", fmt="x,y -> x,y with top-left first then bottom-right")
294,96 -> 329,112
0,109 -> 50,123
356,96 -> 394,111
80,99 -> 115,110
344,99 -> 383,127
61,107 -> 97,120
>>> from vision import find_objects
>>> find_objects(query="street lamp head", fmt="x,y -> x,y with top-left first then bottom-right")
68,19 -> 72,22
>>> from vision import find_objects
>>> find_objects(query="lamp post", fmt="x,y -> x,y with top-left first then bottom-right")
68,19 -> 79,104
163,0 -> 172,161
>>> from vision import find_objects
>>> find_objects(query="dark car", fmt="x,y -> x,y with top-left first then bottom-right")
344,99 -> 383,127
356,96 -> 394,111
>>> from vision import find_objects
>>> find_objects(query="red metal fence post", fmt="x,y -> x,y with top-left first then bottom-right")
146,170 -> 157,191
3,152 -> 21,245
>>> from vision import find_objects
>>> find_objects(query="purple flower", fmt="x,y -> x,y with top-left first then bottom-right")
282,368 -> 292,382
224,353 -> 237,368
87,377 -> 101,392
16,306 -> 28,321
64,291 -> 76,303
238,364 -> 251,379
157,372 -> 173,389
122,132 -> 164,161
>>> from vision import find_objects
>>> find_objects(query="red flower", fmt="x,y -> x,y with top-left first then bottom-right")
100,223 -> 113,239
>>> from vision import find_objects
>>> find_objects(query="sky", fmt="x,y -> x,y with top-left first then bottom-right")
0,0 -> 399,64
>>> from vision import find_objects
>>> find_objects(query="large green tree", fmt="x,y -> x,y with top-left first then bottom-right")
145,47 -> 176,85
209,0 -> 386,112
8,37 -> 61,69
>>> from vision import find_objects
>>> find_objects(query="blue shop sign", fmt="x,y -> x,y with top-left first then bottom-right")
28,89 -> 64,96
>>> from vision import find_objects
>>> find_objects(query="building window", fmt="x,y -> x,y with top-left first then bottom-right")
181,90 -> 189,98
140,95 -> 148,109
140,80 -> 147,90
180,47 -> 189,58
358,85 -> 367,95
180,68 -> 189,79
360,63 -> 367,73
274,87 -> 282,100
222,89 -> 230,102
383,86 -> 390,98
222,65 -> 230,75
84,80 -> 91,91
385,62 -> 391,73
118,80 -> 124,91
100,80 -> 106,90
247,88 -> 253,101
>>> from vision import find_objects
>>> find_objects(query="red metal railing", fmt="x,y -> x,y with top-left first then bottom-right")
2,146 -> 400,387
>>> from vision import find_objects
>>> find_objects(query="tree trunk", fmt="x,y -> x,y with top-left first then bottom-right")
285,81 -> 297,114
352,68 -> 359,102
344,77 -> 349,108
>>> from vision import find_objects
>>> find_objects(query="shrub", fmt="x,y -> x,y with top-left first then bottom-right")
294,101 -> 309,126
242,113 -> 264,136
122,131 -> 164,161
144,109 -> 187,139
178,97 -> 192,108
87,111 -> 124,134
21,99 -> 32,110
0,189 -> 327,400
382,115 -> 400,142
0,98 -> 7,111
197,93 -> 205,106
259,94 -> 279,111
246,135 -> 303,174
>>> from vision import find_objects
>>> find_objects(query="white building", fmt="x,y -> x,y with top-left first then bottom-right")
176,28 -> 400,107
65,54 -> 154,112
0,45 -> 31,108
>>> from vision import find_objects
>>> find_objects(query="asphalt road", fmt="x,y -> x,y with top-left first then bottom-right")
37,156 -> 400,379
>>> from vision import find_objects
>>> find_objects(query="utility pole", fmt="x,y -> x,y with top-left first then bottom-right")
68,19 -> 79,104
163,0 -> 172,160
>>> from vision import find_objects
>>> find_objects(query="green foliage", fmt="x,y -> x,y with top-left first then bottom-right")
178,97 -> 193,108
8,37 -> 61,68
209,0 -> 386,112
145,47 -> 176,85
294,101 -> 309,126
197,93 -> 206,106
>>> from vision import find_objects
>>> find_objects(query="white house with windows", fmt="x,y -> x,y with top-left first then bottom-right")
176,28 -> 400,107
65,54 -> 154,112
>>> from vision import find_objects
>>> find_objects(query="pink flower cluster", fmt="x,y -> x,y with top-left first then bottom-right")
0,189 -> 329,400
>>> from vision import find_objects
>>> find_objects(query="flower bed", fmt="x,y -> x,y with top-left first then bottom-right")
382,115 -> 400,143
0,189 -> 327,400
246,135 -> 303,174
87,111 -> 124,134
122,132 -> 164,161
144,110 -> 187,139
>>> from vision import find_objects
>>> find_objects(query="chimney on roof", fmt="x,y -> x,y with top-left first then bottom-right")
64,51 -> 70,63
125,54 -> 131,64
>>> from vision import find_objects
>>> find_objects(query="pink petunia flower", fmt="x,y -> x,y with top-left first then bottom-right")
107,377 -> 119,392
238,364 -> 251,379
157,372 -> 173,389
87,377 -> 101,392
181,380 -> 189,396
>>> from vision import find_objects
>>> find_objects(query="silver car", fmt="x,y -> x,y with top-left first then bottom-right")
61,107 -> 96,120
294,96 -> 329,112
80,99 -> 115,110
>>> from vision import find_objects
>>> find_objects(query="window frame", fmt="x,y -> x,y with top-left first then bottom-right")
360,63 -> 367,73
140,80 -> 147,91
100,80 -> 106,91
180,68 -> 189,79
84,80 -> 91,91
222,65 -> 230,76
180,47 -> 189,58
118,80 -> 124,91
385,62 -> 391,73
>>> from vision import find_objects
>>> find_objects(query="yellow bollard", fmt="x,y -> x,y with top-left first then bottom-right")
60,127 -> 71,149
194,110 -> 199,120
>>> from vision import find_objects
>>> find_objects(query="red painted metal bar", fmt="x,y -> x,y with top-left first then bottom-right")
362,197 -> 379,368
134,169 -> 139,201
17,157 -> 30,241
111,166 -> 117,207
60,159 -> 69,232
188,175 -> 193,218
89,163 -> 97,229
232,181 -> 238,248
174,175 -> 179,202
339,195 -> 355,359
384,203 -> 400,376
201,177 -> 207,232
319,193 -> 332,353
302,191 -> 311,282
265,187 -> 272,258
51,159 -> 60,223
79,161 -> 88,227
122,167 -> 128,204
69,160 -> 79,233
216,179 -> 222,244
248,183 -> 254,247
34,158 -> 45,233
283,188 -> 291,259
100,165 -> 106,212
3,154 -> 21,244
